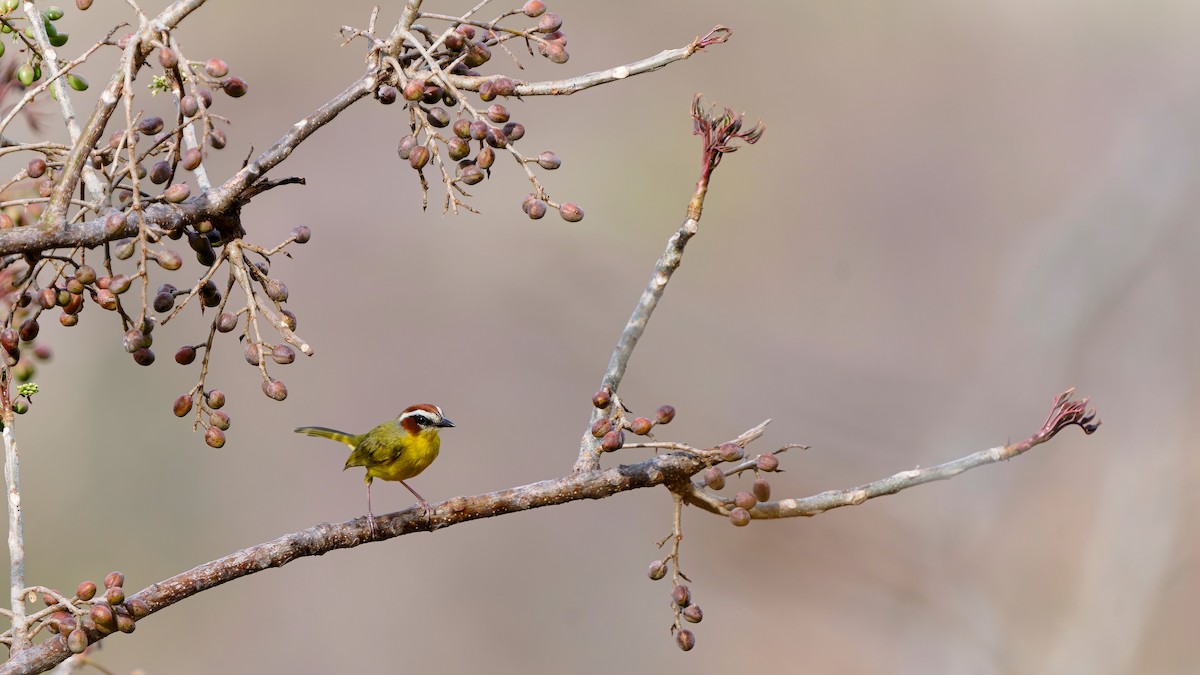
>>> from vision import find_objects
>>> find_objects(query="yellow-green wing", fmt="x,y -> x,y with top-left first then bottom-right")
344,420 -> 403,469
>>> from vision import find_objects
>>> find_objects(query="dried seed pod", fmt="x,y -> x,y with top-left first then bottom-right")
205,426 -> 226,448
655,405 -> 675,424
75,581 -> 96,601
729,507 -> 751,526
173,394 -> 193,417
752,478 -> 771,502
600,429 -> 624,452
222,76 -> 248,97
537,151 -> 561,170
671,585 -> 691,607
630,417 -> 653,435
733,491 -> 757,510
682,604 -> 703,624
647,560 -> 667,581
175,345 -> 196,365
702,467 -> 725,490
558,202 -> 584,222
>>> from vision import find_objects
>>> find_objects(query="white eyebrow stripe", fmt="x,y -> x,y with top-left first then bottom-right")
399,409 -> 438,422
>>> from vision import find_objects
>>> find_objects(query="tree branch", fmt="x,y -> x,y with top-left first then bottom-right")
0,390 -> 1098,674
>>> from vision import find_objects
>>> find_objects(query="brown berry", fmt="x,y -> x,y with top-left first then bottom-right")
205,58 -> 229,78
26,158 -> 46,178
682,604 -> 703,623
544,43 -> 569,64
281,309 -> 298,331
105,586 -> 125,605
647,560 -> 666,581
469,120 -> 488,140
138,116 -> 164,135
180,95 -> 199,117
702,467 -> 725,490
427,107 -> 450,128
654,405 -> 675,424
718,443 -> 744,461
409,145 -> 430,170
210,410 -> 231,430
537,151 -> 561,170
163,183 -> 190,203
756,454 -> 780,472
67,628 -> 88,654
377,85 -> 397,104
173,394 -> 193,417
675,629 -> 695,651
522,0 -> 546,17
671,585 -> 691,607
402,79 -> 425,101
590,418 -> 612,438
0,329 -> 15,353
452,119 -> 472,139
484,128 -> 507,148
158,47 -> 178,69
221,76 -> 248,97
600,429 -> 623,452
459,164 -> 484,185
729,507 -> 751,526
270,344 -> 295,365
75,581 -> 96,601
206,390 -> 225,409
148,160 -> 171,184
397,134 -> 417,159
216,312 -> 238,333
132,348 -> 155,365
263,379 -> 287,401
182,147 -> 202,171
205,426 -> 226,448
752,478 -> 771,502
733,491 -> 757,510
525,199 -> 547,219
291,225 -> 311,243
266,279 -> 288,302
122,329 -> 144,353
502,122 -> 525,142
476,146 -> 495,169
630,417 -> 653,435
486,104 -> 509,124
153,292 -> 174,313
592,388 -> 611,408
208,128 -> 227,149
558,202 -> 583,222
244,344 -> 260,366
90,604 -> 115,630
175,345 -> 196,365
447,137 -> 470,161
537,13 -> 563,33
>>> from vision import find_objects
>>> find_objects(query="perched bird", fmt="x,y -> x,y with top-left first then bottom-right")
295,403 -> 454,534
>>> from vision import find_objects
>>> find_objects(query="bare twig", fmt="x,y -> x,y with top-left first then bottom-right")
2,409 -> 26,651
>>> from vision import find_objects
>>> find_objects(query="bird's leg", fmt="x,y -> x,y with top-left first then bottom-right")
400,480 -> 433,525
365,477 -> 377,538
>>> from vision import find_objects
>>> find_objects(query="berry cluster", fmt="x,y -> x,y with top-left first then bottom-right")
366,0 -> 583,217
33,571 -> 148,654
700,449 -> 781,527
589,386 -> 676,452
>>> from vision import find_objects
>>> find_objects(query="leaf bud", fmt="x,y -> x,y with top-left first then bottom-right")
125,598 -> 150,620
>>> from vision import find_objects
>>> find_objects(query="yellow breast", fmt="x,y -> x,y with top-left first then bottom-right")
365,432 -> 441,482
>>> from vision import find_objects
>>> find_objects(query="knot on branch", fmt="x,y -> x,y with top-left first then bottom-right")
1037,388 -> 1101,441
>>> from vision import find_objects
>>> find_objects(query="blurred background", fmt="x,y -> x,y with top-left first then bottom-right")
2,0 -> 1197,673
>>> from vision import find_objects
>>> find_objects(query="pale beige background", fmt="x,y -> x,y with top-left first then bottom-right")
2,1 -> 1197,673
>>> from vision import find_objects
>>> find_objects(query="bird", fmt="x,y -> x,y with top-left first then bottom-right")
294,403 -> 454,535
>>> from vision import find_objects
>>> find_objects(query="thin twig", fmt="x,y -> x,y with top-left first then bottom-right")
2,410 -> 26,651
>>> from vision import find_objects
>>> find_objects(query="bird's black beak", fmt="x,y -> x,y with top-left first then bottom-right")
438,417 -> 455,428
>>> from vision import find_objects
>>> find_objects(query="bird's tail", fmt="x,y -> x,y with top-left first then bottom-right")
294,426 -> 358,447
